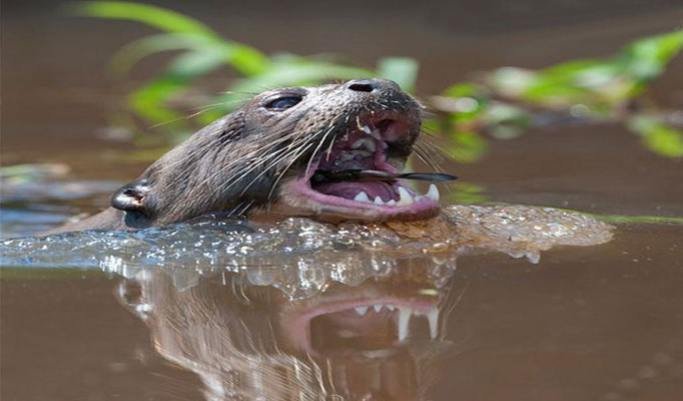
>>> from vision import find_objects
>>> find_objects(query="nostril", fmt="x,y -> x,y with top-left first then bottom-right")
347,81 -> 376,92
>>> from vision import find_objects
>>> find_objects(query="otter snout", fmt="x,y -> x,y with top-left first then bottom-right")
344,78 -> 401,93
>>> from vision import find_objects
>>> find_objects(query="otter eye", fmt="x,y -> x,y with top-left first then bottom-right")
265,95 -> 302,110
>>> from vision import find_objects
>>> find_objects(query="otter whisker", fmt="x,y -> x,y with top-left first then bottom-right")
417,131 -> 446,157
257,123 -> 332,189
414,132 -> 448,170
184,123 -> 304,192
228,200 -> 255,217
148,102 -> 237,129
305,126 -> 336,174
413,143 -> 442,173
215,146 -> 292,195
195,141 -> 286,198
212,124 -> 313,196
324,135 -> 336,161
234,141 -> 311,197
267,142 -> 315,200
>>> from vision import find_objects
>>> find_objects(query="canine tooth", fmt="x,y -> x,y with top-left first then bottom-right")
351,138 -> 376,152
373,304 -> 383,313
356,116 -> 365,131
355,306 -> 368,316
427,307 -> 439,339
373,196 -> 384,205
426,184 -> 440,202
386,305 -> 396,311
354,191 -> 370,203
398,307 -> 412,342
397,187 -> 414,206
361,125 -> 373,135
386,199 -> 396,206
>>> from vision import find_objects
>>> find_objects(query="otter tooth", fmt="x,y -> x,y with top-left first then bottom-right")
354,306 -> 369,316
426,184 -> 440,202
373,196 -> 384,205
351,138 -> 376,152
356,116 -> 372,134
354,191 -> 370,203
427,307 -> 439,339
398,307 -> 412,342
386,199 -> 396,206
373,304 -> 382,313
397,187 -> 414,206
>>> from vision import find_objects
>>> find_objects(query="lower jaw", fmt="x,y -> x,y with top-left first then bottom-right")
271,177 -> 441,222
281,295 -> 438,355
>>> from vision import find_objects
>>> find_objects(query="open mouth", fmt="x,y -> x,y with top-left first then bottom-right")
281,112 -> 442,221
281,295 -> 440,355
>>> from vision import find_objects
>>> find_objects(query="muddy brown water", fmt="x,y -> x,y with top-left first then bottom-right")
2,1 -> 683,400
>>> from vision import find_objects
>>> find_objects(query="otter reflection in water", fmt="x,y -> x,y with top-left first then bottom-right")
119,261 -> 460,401
108,205 -> 613,401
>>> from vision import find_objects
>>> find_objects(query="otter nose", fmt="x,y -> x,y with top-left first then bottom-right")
346,78 -> 398,93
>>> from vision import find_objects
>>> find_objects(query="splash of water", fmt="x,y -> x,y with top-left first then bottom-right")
0,205 -> 613,298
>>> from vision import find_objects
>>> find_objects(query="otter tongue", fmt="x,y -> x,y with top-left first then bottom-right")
314,181 -> 397,201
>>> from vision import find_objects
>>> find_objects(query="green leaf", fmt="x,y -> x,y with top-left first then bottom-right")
111,33 -> 206,74
621,29 -> 683,82
76,2 -> 270,76
129,79 -> 186,129
629,115 -> 683,158
443,83 -> 485,98
488,67 -> 538,97
443,131 -> 488,163
114,33 -> 269,76
128,51 -> 228,129
439,83 -> 489,123
167,50 -> 227,78
486,30 -> 683,113
376,57 -> 419,92
72,1 -> 219,37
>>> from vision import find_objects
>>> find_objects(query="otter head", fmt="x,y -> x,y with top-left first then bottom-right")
111,79 -> 440,228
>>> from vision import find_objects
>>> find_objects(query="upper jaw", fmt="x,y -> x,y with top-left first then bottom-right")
273,110 -> 441,222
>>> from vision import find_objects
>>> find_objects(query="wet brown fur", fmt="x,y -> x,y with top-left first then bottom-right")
49,80 -> 422,234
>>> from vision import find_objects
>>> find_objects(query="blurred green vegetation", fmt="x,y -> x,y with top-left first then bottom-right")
75,1 -> 683,162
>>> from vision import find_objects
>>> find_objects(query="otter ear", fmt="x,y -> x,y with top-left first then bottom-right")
111,179 -> 151,214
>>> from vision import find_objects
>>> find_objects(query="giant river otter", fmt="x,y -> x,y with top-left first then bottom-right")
53,79 -> 449,233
